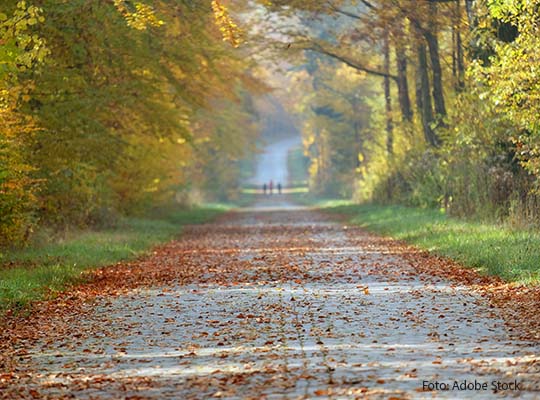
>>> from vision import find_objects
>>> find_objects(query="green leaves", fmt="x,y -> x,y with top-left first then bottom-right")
487,0 -> 524,22
482,1 -> 540,179
0,0 -> 259,245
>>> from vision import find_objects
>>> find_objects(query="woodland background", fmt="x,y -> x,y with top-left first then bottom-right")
272,0 -> 540,225
1,0 -> 262,247
1,0 -> 540,249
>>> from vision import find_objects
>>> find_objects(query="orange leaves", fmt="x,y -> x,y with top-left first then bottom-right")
3,206 -> 540,399
314,388 -> 330,396
0,373 -> 15,383
357,284 -> 370,295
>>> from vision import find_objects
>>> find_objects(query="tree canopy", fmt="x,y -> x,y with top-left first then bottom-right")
2,0 -> 540,246
0,0 -> 262,246
254,0 -> 540,220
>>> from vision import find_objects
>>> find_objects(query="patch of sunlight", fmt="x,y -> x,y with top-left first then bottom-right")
171,245 -> 415,256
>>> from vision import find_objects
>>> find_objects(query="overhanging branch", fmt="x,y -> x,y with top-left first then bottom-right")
307,45 -> 398,81
326,2 -> 364,19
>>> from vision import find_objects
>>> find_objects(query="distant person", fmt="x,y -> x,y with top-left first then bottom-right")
269,180 -> 273,195
263,182 -> 267,195
277,182 -> 282,195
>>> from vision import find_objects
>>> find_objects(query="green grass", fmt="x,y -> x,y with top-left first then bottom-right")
320,203 -> 540,285
0,205 -> 228,313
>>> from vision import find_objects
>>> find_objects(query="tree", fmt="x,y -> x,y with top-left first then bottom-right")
0,0 -> 263,245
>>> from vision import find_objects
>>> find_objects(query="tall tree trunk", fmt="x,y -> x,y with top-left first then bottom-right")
383,32 -> 393,155
456,0 -> 465,89
395,23 -> 413,122
416,41 -> 439,147
452,22 -> 457,82
465,0 -> 474,28
352,97 -> 363,168
425,3 -> 446,124
396,49 -> 413,122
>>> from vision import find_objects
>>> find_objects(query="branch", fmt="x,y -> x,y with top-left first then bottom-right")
326,0 -> 376,19
326,2 -> 365,19
307,44 -> 398,81
389,0 -> 429,37
360,0 -> 376,9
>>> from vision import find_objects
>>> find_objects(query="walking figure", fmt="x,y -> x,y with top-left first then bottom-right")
263,183 -> 267,195
269,180 -> 273,195
277,182 -> 282,195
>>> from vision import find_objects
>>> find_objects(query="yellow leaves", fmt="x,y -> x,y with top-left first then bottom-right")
0,3 -> 49,79
169,64 -> 186,80
0,0 -> 258,239
335,64 -> 366,82
211,1 -> 242,48
199,57 -> 209,68
113,0 -> 164,31
0,102 -> 38,245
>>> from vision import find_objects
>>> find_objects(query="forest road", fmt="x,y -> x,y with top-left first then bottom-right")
249,136 -> 302,188
2,196 -> 539,399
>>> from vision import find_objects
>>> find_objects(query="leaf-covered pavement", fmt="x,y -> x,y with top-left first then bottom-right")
1,198 -> 539,399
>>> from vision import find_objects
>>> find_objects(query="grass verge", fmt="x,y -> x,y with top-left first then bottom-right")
0,205 -> 228,313
320,203 -> 540,285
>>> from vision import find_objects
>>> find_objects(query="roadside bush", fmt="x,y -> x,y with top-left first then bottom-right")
366,80 -> 539,225
0,136 -> 37,247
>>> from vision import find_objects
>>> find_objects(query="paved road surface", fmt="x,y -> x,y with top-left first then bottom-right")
3,196 -> 539,399
249,136 -> 302,188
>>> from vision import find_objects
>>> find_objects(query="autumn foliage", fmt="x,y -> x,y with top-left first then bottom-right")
263,0 -> 540,224
0,1 -> 259,247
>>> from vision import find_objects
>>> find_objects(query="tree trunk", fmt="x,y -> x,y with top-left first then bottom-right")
425,3 -> 446,124
465,0 -> 474,28
395,23 -> 413,123
396,50 -> 412,122
452,21 -> 457,82
383,32 -> 393,155
416,41 -> 439,147
456,0 -> 465,89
